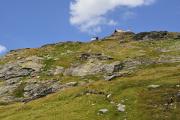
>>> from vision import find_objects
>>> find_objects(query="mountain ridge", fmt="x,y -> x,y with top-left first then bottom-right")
0,30 -> 180,120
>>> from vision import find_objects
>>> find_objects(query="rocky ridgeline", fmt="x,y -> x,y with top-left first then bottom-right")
133,31 -> 180,41
106,30 -> 180,41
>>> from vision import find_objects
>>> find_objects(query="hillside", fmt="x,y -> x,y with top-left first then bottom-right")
0,30 -> 180,120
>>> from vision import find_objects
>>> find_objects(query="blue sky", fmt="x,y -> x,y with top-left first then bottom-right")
0,0 -> 180,54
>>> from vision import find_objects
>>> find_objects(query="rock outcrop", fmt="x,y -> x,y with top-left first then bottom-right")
0,56 -> 43,80
0,79 -> 62,103
0,56 -> 47,103
64,60 -> 124,77
22,80 -> 61,102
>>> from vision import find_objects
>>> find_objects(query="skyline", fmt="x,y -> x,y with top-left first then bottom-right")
0,0 -> 180,54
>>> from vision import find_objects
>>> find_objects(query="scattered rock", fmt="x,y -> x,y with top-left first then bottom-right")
80,53 -> 113,61
85,90 -> 106,96
107,94 -> 112,98
117,103 -> 126,112
147,85 -> 160,89
110,101 -> 115,104
65,82 -> 78,87
98,109 -> 109,114
104,71 -> 129,81
104,74 -> 119,81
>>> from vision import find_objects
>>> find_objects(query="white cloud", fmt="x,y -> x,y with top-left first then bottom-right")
70,0 -> 156,34
0,45 -> 7,54
122,11 -> 137,21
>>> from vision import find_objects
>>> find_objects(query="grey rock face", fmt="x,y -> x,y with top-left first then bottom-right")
0,55 -> 61,103
0,96 -> 18,103
0,85 -> 18,96
0,78 -> 23,103
2,67 -> 33,80
48,66 -> 64,75
64,60 -> 123,77
102,61 -> 124,74
5,77 -> 22,85
65,53 -> 156,79
124,58 -> 155,70
23,80 -> 60,98
0,56 -> 43,80
0,79 -> 62,103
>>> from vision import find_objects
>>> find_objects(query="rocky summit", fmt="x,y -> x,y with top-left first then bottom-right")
0,31 -> 180,120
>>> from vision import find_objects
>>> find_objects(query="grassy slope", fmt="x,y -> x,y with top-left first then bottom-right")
0,38 -> 180,120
